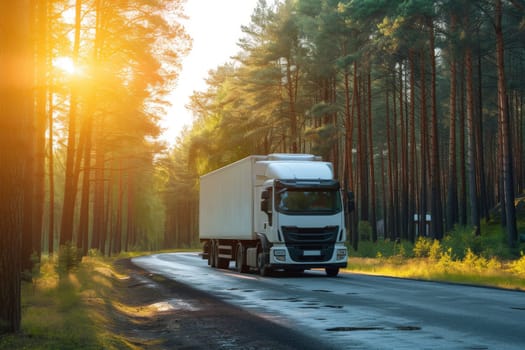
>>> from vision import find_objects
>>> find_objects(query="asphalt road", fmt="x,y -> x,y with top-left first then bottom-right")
133,253 -> 525,349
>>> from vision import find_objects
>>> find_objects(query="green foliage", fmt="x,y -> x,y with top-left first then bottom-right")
1,259 -> 102,349
348,219 -> 525,289
352,238 -> 413,259
428,239 -> 443,262
57,243 -> 81,275
510,252 -> 525,277
413,236 -> 433,258
358,220 -> 372,241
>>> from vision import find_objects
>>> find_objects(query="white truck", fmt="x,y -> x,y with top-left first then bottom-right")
199,154 -> 352,277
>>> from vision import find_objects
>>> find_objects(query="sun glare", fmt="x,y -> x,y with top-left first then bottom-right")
54,56 -> 77,75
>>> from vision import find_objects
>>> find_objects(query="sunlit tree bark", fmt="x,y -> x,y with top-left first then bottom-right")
0,0 -> 33,334
60,0 -> 82,246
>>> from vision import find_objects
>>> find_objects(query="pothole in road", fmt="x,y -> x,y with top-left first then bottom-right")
327,326 -> 384,332
262,297 -> 302,302
326,325 -> 421,332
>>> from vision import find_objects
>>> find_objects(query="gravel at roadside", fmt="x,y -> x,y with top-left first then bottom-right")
112,259 -> 332,350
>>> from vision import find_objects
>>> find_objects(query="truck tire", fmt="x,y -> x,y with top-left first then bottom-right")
214,241 -> 229,269
210,240 -> 217,268
325,267 -> 339,277
235,243 -> 248,273
205,241 -> 212,266
257,251 -> 271,277
217,256 -> 229,269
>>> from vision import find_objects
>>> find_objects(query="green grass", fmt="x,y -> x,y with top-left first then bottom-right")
0,255 -> 131,350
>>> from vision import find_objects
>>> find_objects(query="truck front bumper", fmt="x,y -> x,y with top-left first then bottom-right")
268,245 -> 348,269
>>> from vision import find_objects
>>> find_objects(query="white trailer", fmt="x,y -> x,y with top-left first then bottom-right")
199,154 -> 351,277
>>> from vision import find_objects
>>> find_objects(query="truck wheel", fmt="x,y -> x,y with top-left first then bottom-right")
325,267 -> 339,277
205,241 -> 212,266
217,256 -> 229,269
210,240 -> 217,268
235,243 -> 247,273
214,241 -> 229,269
257,251 -> 271,277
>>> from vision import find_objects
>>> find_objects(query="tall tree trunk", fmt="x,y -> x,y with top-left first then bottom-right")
78,0 -> 102,255
465,46 -> 481,235
48,90 -> 55,255
285,57 -> 299,153
495,0 -> 518,247
32,0 -> 49,263
351,62 -> 359,250
399,62 -> 409,240
0,0 -> 32,333
343,62 -> 357,249
92,135 -> 106,253
428,17 -> 444,240
386,83 -> 395,240
60,0 -> 82,245
77,115 -> 93,256
459,60 -> 468,226
420,50 -> 429,237
476,37 -> 490,221
408,50 -> 417,242
446,15 -> 458,231
367,72 -> 377,241
357,75 -> 368,223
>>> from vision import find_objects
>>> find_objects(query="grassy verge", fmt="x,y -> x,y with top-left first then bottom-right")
0,254 -> 135,350
345,221 -> 525,291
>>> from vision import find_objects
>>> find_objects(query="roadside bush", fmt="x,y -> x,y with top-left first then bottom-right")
413,237 -> 433,258
358,220 -> 372,241
436,247 -> 454,271
510,252 -> 525,277
461,248 -> 501,272
429,239 -> 443,262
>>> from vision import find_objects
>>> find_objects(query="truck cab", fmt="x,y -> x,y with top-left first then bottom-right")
253,157 -> 348,276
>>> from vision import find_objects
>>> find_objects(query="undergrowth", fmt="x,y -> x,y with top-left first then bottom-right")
0,253 -> 131,350
348,221 -> 525,290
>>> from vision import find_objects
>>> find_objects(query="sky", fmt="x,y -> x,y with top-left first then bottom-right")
160,0 -> 260,145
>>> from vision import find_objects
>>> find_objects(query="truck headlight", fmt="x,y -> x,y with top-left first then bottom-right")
337,248 -> 347,260
273,249 -> 286,262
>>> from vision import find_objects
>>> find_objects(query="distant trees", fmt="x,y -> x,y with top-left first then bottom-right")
170,0 -> 525,250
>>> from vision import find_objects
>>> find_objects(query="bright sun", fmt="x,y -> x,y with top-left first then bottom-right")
53,56 -> 77,75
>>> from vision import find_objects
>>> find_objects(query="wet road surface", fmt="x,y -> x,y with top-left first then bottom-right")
133,253 -> 525,349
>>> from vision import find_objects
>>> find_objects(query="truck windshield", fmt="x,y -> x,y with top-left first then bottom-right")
276,188 -> 342,215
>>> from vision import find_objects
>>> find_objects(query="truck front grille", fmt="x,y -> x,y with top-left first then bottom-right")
281,226 -> 339,262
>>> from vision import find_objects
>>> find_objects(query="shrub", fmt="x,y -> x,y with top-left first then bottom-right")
429,239 -> 443,262
358,220 -> 372,241
57,243 -> 81,275
413,237 -> 433,258
510,252 -> 525,276
436,247 -> 453,271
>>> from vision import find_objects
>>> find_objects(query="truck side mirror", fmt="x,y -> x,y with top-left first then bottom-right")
260,190 -> 269,213
347,190 -> 355,213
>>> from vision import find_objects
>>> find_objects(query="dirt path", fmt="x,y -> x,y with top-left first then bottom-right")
112,259 -> 330,350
